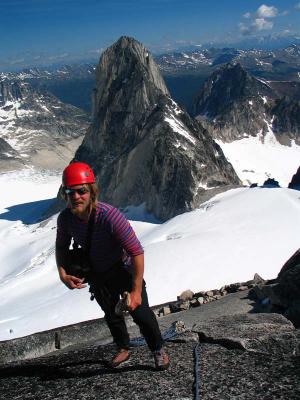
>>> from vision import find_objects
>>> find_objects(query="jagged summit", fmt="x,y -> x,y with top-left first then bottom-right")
193,62 -> 274,119
93,36 -> 169,116
75,37 -> 240,221
193,63 -> 277,142
193,62 -> 300,146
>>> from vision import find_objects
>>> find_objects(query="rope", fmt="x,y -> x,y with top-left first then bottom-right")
193,343 -> 201,400
129,321 -> 183,347
129,320 -> 201,400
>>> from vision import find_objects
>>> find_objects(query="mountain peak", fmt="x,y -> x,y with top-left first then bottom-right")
75,38 -> 240,220
109,36 -> 147,56
193,62 -> 274,120
114,35 -> 142,47
94,36 -> 169,107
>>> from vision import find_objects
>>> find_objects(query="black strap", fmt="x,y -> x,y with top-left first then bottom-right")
85,207 -> 96,255
73,208 -> 95,255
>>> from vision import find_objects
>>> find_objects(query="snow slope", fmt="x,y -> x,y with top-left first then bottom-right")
0,168 -> 299,341
216,127 -> 300,187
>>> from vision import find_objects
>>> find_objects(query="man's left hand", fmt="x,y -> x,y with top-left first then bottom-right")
129,290 -> 142,311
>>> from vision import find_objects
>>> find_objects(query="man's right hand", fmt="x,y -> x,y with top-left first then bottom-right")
59,271 -> 86,289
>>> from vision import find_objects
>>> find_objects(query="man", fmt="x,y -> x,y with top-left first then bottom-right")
55,161 -> 170,370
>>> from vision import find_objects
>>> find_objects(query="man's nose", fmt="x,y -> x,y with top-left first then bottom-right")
71,191 -> 80,199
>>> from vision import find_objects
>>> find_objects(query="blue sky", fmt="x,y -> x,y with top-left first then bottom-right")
1,0 -> 300,69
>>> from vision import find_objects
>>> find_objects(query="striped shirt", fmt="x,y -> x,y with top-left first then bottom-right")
56,202 -> 144,272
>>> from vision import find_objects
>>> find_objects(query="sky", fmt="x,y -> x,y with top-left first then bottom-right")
1,0 -> 300,70
0,168 -> 299,341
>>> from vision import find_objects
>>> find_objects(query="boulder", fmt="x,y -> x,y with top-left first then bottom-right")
178,290 -> 194,301
250,249 -> 300,327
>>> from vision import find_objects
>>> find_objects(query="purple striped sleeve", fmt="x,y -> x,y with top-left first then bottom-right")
104,206 -> 144,257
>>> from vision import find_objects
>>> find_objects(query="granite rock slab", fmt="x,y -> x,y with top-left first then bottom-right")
199,343 -> 300,400
0,342 -> 195,400
192,313 -> 298,355
1,289 -> 300,399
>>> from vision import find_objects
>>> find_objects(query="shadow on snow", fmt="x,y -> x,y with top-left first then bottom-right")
0,198 -> 56,224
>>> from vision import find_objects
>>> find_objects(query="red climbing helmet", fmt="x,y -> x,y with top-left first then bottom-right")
62,162 -> 96,187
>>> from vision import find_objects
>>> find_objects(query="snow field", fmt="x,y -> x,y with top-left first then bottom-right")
0,169 -> 299,340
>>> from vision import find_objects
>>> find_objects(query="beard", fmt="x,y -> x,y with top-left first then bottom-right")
69,201 -> 91,219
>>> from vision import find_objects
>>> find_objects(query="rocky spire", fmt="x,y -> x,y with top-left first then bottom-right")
75,37 -> 240,221
80,36 -> 170,153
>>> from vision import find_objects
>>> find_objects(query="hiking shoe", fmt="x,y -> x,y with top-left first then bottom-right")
109,349 -> 130,368
153,348 -> 170,371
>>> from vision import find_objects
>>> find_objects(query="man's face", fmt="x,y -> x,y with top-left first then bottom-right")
65,184 -> 91,218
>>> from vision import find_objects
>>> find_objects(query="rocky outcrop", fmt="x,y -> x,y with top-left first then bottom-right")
194,63 -> 273,118
289,166 -> 300,189
250,249 -> 300,327
193,63 -> 276,142
0,80 -> 23,105
0,79 -> 89,170
74,37 -> 240,221
263,177 -> 280,187
0,138 -> 24,171
272,97 -> 300,145
193,313 -> 297,355
193,63 -> 300,147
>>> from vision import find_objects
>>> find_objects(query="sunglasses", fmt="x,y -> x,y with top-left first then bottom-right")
64,187 -> 89,196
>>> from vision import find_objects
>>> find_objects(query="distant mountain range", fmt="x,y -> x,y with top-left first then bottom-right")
156,44 -> 300,77
2,44 -> 300,114
0,38 -> 299,206
0,65 -> 96,113
0,79 -> 89,171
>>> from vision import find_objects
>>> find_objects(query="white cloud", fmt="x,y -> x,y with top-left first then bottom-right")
295,2 -> 300,10
239,4 -> 279,35
239,17 -> 274,35
48,53 -> 69,61
10,58 -> 25,65
253,18 -> 274,31
239,22 -> 251,35
256,4 -> 278,18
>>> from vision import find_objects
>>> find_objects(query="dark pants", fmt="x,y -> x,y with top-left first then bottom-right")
92,266 -> 163,352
